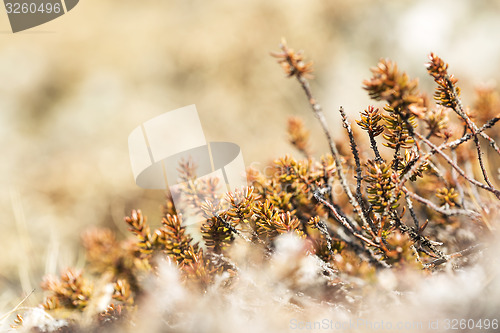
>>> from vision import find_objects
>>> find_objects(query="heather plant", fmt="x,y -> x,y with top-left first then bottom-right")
6,40 -> 500,332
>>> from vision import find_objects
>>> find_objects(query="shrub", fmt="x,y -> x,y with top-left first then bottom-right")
9,40 -> 500,332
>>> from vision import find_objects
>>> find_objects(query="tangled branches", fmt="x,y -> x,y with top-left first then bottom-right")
13,40 -> 500,332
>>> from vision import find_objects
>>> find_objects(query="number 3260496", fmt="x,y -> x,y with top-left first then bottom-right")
5,2 -> 62,14
443,319 -> 498,330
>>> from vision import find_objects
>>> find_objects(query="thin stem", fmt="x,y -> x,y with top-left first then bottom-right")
446,116 -> 500,150
424,243 -> 484,269
464,160 -> 486,212
447,79 -> 495,188
214,214 -> 271,251
339,107 -> 374,232
451,149 -> 465,207
313,189 -> 379,248
393,123 -> 500,201
340,108 -> 363,205
392,142 -> 401,172
0,289 -> 34,322
314,219 -> 334,257
397,223 -> 446,262
480,131 -> 500,156
403,187 -> 481,220
293,72 -> 369,229
474,135 -> 494,189
415,132 -> 500,199
329,223 -> 390,268
427,160 -> 449,185
206,252 -> 239,272
404,193 -> 421,229
369,132 -> 383,162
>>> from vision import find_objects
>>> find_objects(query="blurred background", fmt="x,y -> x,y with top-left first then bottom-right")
1,0 -> 500,312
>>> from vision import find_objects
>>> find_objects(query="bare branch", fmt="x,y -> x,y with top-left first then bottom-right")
403,187 -> 481,220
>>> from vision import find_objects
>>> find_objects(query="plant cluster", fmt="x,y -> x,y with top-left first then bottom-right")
9,40 -> 500,332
